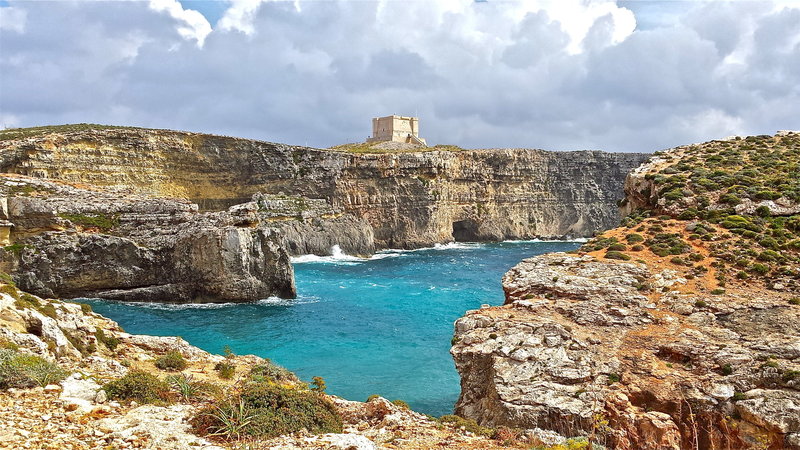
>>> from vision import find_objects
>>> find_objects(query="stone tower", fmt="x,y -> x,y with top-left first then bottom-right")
367,115 -> 427,146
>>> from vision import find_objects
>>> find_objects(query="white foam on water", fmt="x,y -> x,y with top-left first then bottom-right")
77,296 -> 318,310
256,296 -> 319,307
117,301 -> 239,311
291,245 -> 407,264
432,242 -> 483,250
502,238 -> 588,243
290,239 -> 582,265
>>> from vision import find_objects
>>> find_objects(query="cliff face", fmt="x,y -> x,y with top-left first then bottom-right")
0,175 -> 295,302
451,132 -> 800,449
0,128 -> 649,248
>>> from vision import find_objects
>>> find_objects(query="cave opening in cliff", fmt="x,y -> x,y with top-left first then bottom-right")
452,219 -> 480,242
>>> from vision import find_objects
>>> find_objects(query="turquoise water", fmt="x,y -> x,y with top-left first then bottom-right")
83,241 -> 579,416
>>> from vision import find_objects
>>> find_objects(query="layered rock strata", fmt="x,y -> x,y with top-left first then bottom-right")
0,127 -> 649,248
0,175 -> 295,302
451,132 -> 800,449
452,252 -> 800,449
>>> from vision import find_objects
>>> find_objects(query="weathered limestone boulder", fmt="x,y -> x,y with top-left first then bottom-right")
95,405 -> 223,449
451,253 -> 800,449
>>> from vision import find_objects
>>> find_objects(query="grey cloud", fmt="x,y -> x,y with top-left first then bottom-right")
1,0 -> 798,153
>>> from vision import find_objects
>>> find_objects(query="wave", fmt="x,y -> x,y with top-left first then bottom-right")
256,296 -> 320,306
291,245 -> 404,264
291,239 -> 581,264
78,296 -> 319,310
432,242 -> 484,250
502,237 -> 588,243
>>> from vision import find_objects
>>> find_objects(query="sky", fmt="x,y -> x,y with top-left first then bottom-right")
0,1 -> 798,152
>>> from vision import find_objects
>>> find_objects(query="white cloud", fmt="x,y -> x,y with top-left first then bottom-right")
0,6 -> 27,33
218,0 -> 266,34
1,0 -> 798,153
148,0 -> 212,46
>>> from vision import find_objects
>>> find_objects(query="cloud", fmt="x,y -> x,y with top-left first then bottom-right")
0,6 -> 26,33
148,0 -> 212,46
1,0 -> 798,153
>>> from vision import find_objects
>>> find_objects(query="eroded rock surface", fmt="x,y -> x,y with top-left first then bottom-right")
0,127 -> 649,247
451,253 -> 800,449
0,175 -> 295,302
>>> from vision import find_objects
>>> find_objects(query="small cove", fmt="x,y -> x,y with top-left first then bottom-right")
83,240 -> 580,416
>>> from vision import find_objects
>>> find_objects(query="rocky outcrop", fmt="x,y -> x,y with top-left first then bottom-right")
452,255 -> 800,449
0,282 -> 525,449
0,175 -> 295,302
451,131 -> 800,448
0,127 -> 649,248
251,193 -> 376,256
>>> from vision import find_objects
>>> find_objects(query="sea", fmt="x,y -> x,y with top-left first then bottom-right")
82,240 -> 581,416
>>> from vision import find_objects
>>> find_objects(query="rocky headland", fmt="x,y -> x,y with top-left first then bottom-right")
0,124 -> 647,303
451,132 -> 800,449
0,125 -> 648,247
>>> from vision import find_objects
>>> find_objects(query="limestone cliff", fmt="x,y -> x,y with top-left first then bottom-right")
0,126 -> 649,249
451,132 -> 800,449
0,175 -> 295,302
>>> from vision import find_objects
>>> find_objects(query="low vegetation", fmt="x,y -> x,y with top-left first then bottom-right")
103,370 -> 173,404
154,350 -> 188,371
58,212 -> 120,232
0,124 -> 146,142
437,414 -> 495,437
582,132 -> 799,291
327,142 -> 470,154
0,349 -> 66,389
191,362 -> 342,440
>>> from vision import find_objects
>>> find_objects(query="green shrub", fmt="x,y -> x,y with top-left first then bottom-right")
103,370 -> 172,404
750,263 -> 770,276
166,373 -> 219,401
58,212 -> 119,231
311,376 -> 327,393
94,329 -> 120,351
193,382 -> 342,439
0,349 -> 67,389
154,351 -> 187,371
755,206 -> 771,217
789,297 -> 800,305
0,284 -> 19,301
605,251 -> 631,261
249,361 -> 295,383
0,339 -> 19,351
626,233 -> 644,243
391,399 -> 409,409
720,193 -> 741,205
214,362 -> 236,380
711,289 -> 726,295
64,330 -> 95,356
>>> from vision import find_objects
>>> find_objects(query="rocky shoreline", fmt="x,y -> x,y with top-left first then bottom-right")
451,132 -> 800,449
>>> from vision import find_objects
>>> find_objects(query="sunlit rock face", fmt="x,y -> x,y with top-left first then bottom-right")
0,128 -> 649,249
